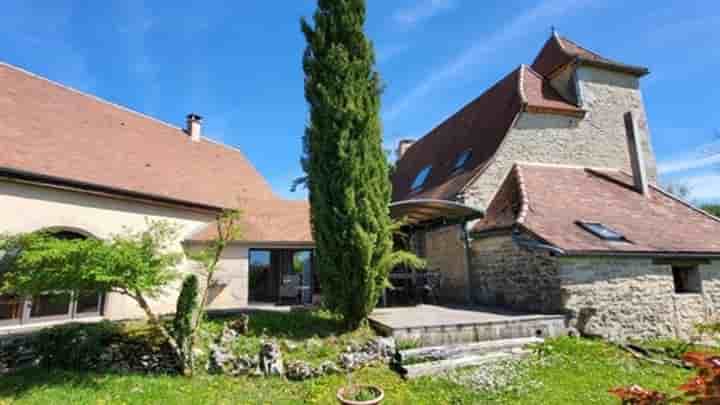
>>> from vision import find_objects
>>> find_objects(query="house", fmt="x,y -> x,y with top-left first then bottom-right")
0,62 -> 314,332
391,33 -> 720,340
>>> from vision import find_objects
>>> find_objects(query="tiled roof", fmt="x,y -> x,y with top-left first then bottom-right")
391,65 -> 581,202
0,62 -> 313,244
188,198 -> 313,244
532,33 -> 649,77
474,164 -> 720,255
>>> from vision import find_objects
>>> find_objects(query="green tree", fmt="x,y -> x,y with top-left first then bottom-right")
174,274 -> 199,375
301,0 -> 422,328
0,221 -> 187,370
702,204 -> 720,217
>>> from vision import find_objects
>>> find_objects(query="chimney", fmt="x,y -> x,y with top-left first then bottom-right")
623,111 -> 648,195
186,113 -> 203,142
396,139 -> 415,160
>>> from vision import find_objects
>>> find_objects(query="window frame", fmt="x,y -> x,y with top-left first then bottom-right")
672,265 -> 702,294
577,221 -> 626,241
452,149 -> 472,173
411,165 -> 432,192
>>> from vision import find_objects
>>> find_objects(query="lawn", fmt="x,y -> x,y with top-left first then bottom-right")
0,311 -> 700,404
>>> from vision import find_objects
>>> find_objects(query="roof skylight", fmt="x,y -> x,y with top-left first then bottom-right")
411,165 -> 432,191
453,149 -> 472,172
577,221 -> 625,241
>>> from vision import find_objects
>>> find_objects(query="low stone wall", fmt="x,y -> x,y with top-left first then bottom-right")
469,234 -> 562,313
558,257 -> 720,341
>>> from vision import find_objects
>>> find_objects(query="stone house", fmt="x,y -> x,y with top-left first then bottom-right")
0,62 -> 314,333
391,33 -> 720,340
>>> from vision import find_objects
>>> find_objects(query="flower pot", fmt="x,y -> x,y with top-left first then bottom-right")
336,385 -> 384,405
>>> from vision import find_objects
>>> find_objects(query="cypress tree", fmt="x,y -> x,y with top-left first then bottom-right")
301,0 -> 419,328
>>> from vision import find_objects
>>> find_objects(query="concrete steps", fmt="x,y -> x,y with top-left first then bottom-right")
394,337 -> 541,379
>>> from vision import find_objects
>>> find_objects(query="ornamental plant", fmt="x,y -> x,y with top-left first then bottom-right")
301,0 -> 423,329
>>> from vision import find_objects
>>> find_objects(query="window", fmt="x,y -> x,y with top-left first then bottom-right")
672,265 -> 701,294
453,149 -> 472,172
577,222 -> 625,241
411,165 -> 432,191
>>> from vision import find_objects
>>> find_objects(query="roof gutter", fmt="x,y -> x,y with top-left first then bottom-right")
0,166 -> 224,214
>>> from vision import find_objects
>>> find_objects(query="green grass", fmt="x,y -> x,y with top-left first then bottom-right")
0,312 -> 703,405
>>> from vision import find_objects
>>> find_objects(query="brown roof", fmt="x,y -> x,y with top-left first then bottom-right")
532,33 -> 649,77
475,164 -> 720,256
0,62 -> 313,243
0,62 -> 276,209
391,65 -> 581,202
188,198 -> 313,244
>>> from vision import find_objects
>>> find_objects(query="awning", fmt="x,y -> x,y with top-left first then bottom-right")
389,199 -> 484,229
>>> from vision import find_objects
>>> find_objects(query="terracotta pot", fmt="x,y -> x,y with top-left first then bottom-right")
336,385 -> 384,405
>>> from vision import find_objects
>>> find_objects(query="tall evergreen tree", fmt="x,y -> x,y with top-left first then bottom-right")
301,0 -> 419,328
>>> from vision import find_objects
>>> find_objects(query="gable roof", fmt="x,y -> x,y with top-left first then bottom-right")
474,163 -> 720,256
0,61 -> 313,244
532,33 -> 649,77
391,65 -> 582,202
0,62 -> 276,210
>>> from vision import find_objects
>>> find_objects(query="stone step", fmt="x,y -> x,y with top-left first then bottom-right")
395,336 -> 542,365
399,349 -> 530,379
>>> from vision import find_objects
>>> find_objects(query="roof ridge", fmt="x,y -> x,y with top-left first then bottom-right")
513,164 -> 531,225
0,61 -> 187,135
517,65 -> 528,104
630,172 -> 720,225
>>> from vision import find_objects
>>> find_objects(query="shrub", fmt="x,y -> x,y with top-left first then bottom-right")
32,321 -> 121,370
174,274 -> 199,374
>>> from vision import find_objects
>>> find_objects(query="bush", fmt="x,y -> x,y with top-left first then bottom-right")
32,321 -> 121,370
174,274 -> 199,373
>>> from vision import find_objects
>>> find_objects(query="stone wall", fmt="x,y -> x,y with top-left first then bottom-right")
460,66 -> 657,210
424,225 -> 470,304
558,257 -> 720,341
469,233 -> 562,313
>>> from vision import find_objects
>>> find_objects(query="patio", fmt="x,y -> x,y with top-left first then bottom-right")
369,305 -> 567,346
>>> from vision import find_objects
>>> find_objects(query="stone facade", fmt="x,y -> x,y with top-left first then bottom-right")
460,66 -> 657,210
424,225 -> 470,304
467,235 -> 720,341
469,233 -> 562,313
558,257 -> 720,341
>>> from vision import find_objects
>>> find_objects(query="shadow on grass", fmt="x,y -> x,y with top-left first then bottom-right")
0,368 -> 109,399
208,309 -> 348,340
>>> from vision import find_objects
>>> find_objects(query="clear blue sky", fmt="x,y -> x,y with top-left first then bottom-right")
1,1 -> 718,202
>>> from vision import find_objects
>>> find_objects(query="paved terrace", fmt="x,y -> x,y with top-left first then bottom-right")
369,305 -> 567,346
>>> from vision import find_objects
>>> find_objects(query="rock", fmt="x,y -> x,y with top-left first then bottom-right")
286,360 -> 315,381
228,314 -> 250,335
319,360 -> 341,375
258,342 -> 284,376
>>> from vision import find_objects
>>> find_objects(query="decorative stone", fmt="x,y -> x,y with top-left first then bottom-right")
228,314 -> 249,335
258,342 -> 284,376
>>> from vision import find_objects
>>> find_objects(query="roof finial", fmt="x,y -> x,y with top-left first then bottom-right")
551,25 -> 558,37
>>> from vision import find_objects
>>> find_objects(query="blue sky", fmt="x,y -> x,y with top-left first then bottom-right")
1,0 -> 718,202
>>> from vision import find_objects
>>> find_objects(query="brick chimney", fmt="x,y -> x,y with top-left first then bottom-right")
186,113 -> 203,142
396,139 -> 415,160
624,111 -> 648,195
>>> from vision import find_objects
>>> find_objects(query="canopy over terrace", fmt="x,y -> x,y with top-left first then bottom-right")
389,199 -> 484,230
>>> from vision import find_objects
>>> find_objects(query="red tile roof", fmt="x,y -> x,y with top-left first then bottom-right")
532,33 -> 649,77
475,164 -> 720,255
0,62 -> 313,243
391,65 -> 581,202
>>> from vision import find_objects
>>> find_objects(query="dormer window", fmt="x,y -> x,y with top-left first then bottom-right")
453,149 -> 472,172
577,221 -> 625,241
411,165 -> 432,191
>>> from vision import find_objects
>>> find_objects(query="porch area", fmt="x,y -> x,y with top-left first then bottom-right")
369,305 -> 567,346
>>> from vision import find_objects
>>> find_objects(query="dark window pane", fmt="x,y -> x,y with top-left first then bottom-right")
30,293 -> 71,318
0,294 -> 22,321
249,250 -> 273,301
76,292 -> 102,314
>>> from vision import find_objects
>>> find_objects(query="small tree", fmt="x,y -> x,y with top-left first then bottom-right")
0,221 -> 187,370
174,274 -> 199,375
